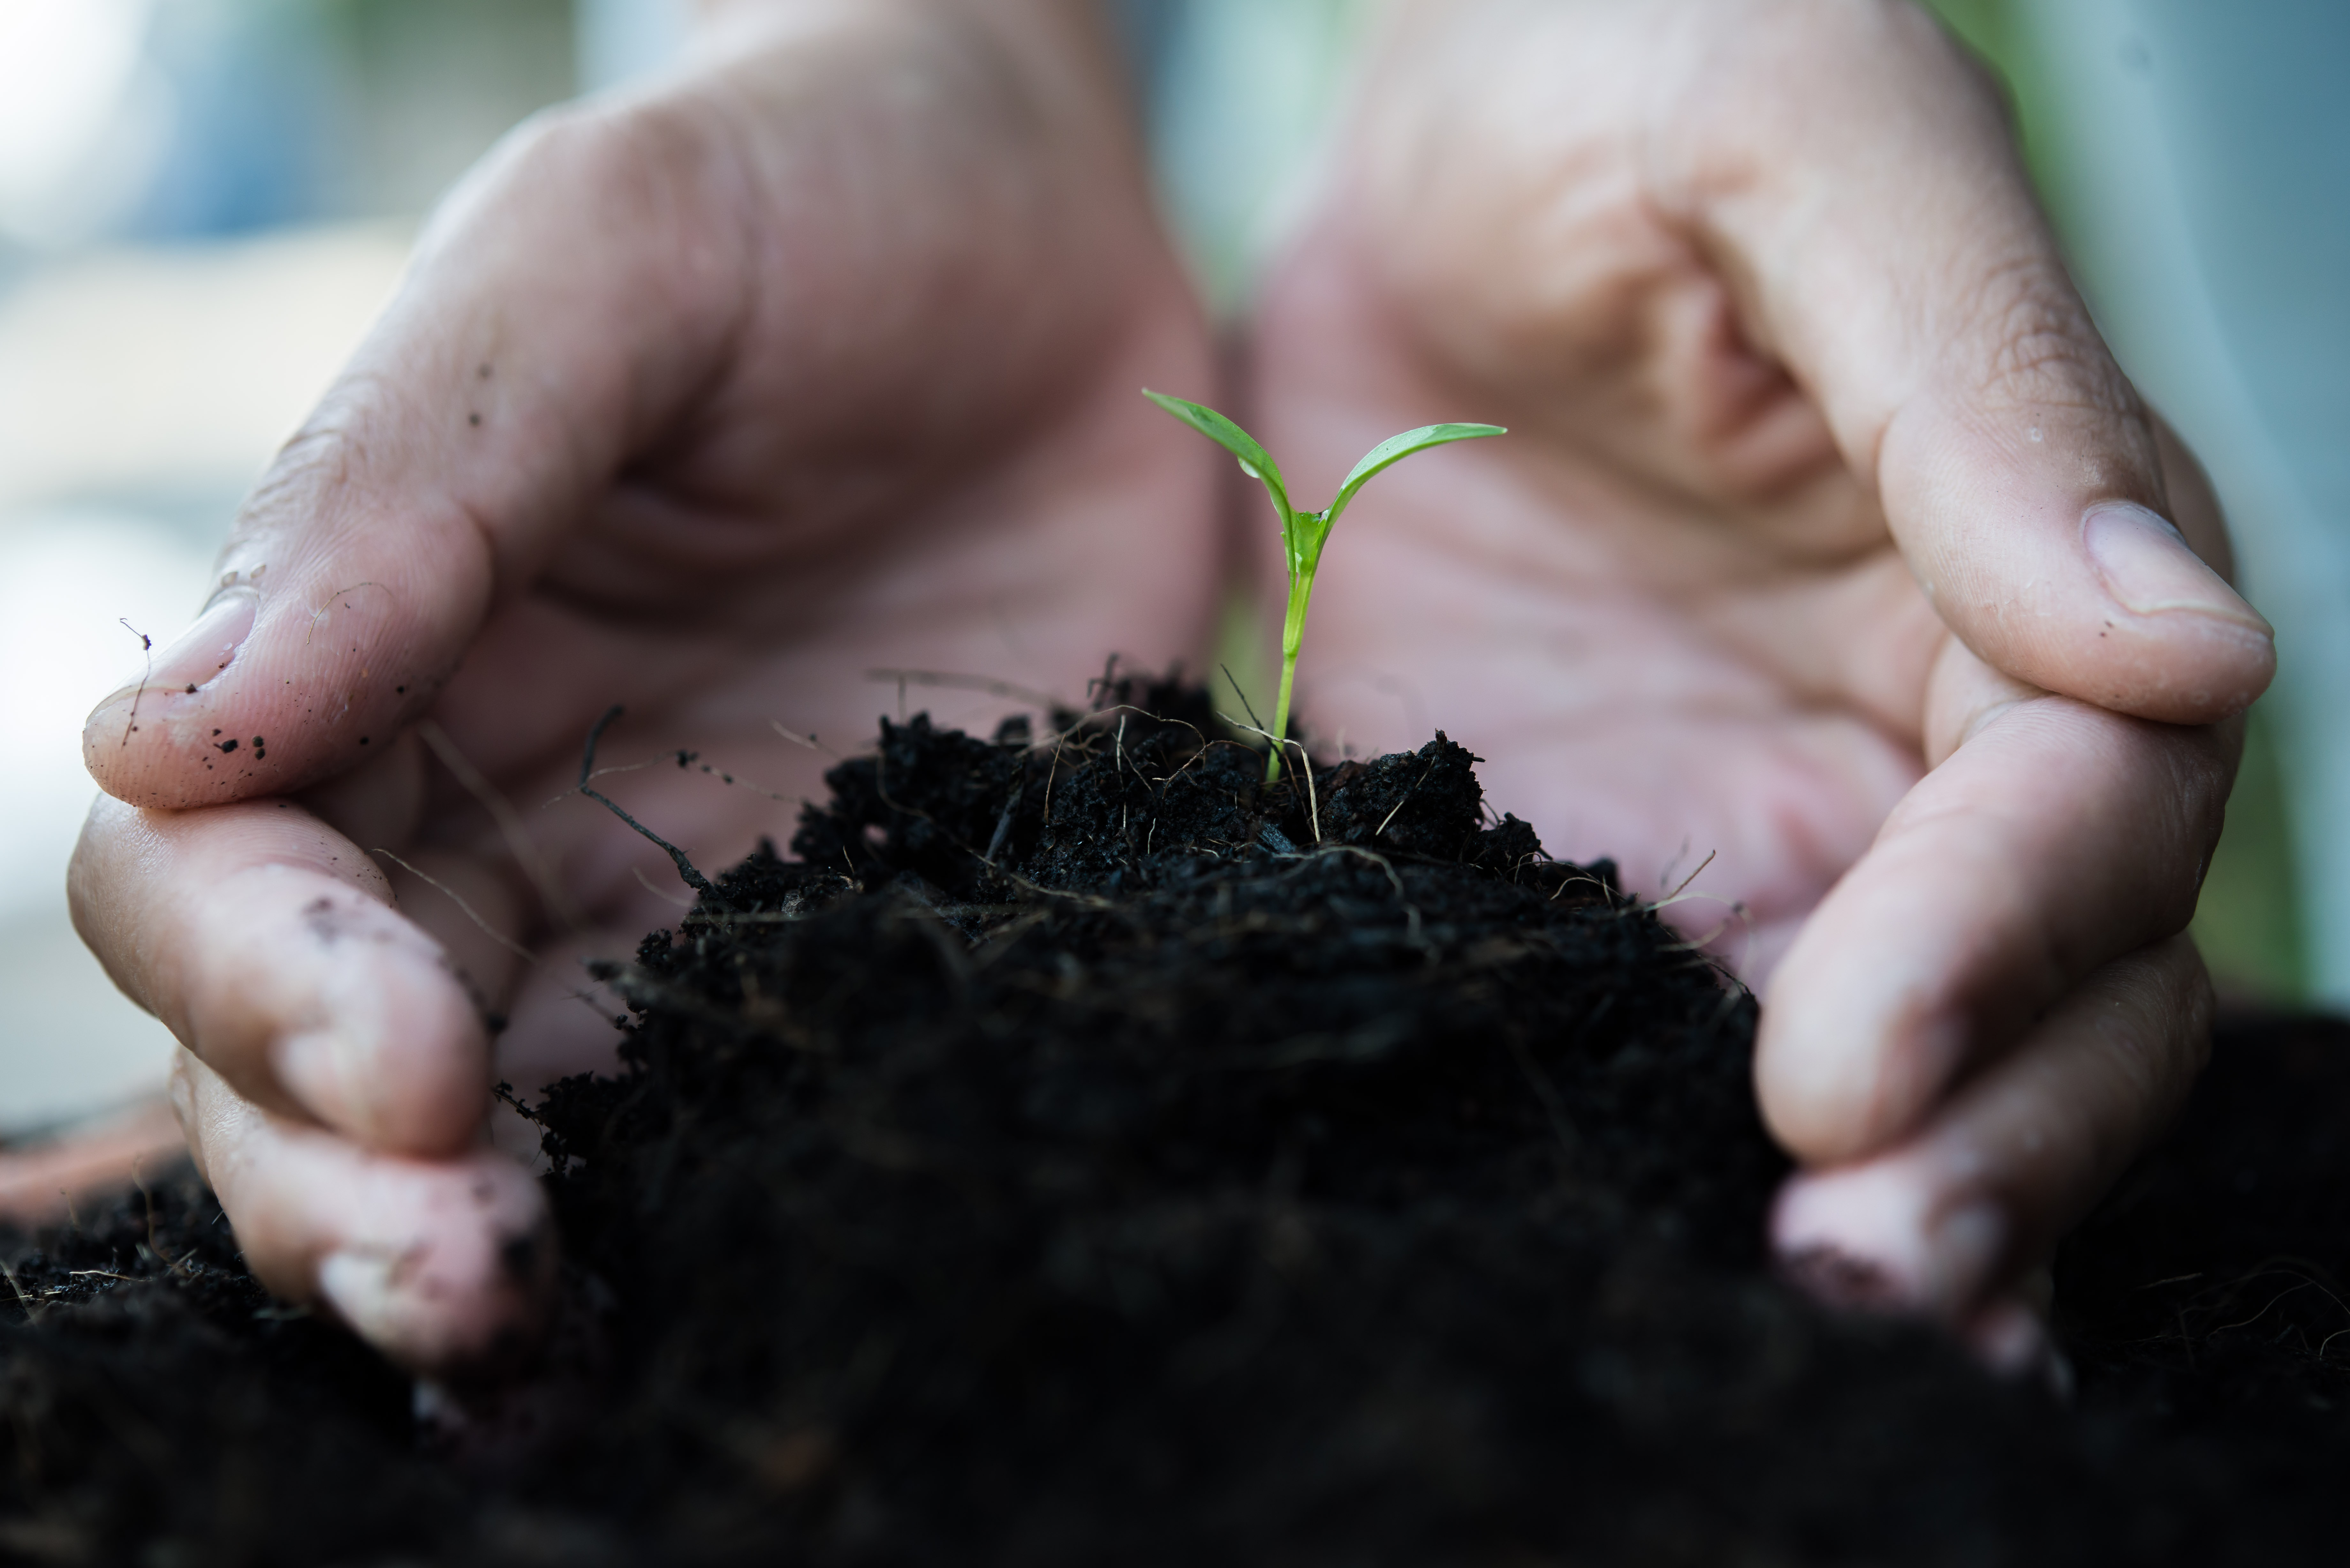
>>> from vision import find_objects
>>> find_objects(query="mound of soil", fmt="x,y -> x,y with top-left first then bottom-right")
4,679 -> 2348,1565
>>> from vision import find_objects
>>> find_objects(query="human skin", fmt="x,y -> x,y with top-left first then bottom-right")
1247,0 -> 2268,1364
68,0 -> 2267,1373
70,0 -> 1222,1370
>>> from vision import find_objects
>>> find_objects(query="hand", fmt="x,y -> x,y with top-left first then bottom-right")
70,0 -> 1220,1372
1247,0 -> 2271,1365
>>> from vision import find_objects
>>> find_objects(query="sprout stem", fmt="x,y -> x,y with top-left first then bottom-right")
1139,389 -> 1503,790
1269,569 -> 1313,782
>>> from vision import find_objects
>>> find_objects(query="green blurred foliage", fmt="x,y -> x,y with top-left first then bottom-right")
2197,704 -> 2306,1000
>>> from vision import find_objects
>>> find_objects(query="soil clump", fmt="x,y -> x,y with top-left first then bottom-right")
3,679 -> 2348,1564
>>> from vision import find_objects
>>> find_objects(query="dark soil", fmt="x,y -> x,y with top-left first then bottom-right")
5,677 -> 2349,1565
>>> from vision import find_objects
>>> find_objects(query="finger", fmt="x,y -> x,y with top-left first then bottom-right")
1647,0 -> 2274,722
80,4 -> 1180,816
294,729 -> 533,1013
175,1049 -> 555,1374
79,78 -> 762,812
1773,936 -> 2210,1335
1756,655 -> 2232,1163
0,1096 -> 185,1227
1959,1291 -> 2058,1383
70,794 -> 489,1158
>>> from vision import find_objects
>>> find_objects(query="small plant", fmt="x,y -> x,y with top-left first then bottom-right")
1145,391 -> 1504,781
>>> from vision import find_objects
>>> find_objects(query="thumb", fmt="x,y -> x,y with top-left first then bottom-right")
82,99 -> 748,809
1659,0 -> 2273,724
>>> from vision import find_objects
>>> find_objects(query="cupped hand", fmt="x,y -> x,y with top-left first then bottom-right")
1247,0 -> 2272,1366
70,0 -> 1221,1372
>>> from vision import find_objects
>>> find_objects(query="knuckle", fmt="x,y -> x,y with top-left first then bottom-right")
464,98 -> 728,263
254,378 -> 387,500
1948,254 -> 2135,418
1693,0 -> 2009,118
516,98 -> 701,198
227,369 -> 412,551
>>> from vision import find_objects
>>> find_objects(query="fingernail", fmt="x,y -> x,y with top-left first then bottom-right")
273,1027 -> 371,1141
1963,1294 -> 2057,1383
1774,1172 -> 2007,1319
319,1210 -> 551,1372
1921,1200 -> 2009,1314
2082,502 -> 2272,637
152,591 -> 259,686
1773,1169 -> 1933,1308
89,592 -> 259,718
318,1246 -> 413,1347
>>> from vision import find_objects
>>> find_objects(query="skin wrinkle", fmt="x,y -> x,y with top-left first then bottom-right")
1361,14 -> 1908,550
1654,10 -> 2058,485
1371,40 -> 1847,512
219,391 -> 493,698
395,111 -> 746,576
61,0 -> 2263,1372
251,368 -> 380,509
448,311 -> 1200,801
1780,937 -> 2214,1320
742,44 -> 1082,426
580,21 -> 1151,581
1279,368 -> 1929,915
92,813 -> 417,1065
1334,364 -> 1935,740
1789,705 -> 2225,1146
1681,558 -> 1939,734
1956,249 -> 2142,428
1894,704 -> 2228,891
1767,700 -> 2228,1166
1638,34 -> 1838,409
1656,290 -> 1837,501
114,6 -> 1163,811
607,99 -> 764,456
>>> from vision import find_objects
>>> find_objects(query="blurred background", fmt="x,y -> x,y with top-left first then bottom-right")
0,0 -> 2334,1137
0,0 -> 618,1138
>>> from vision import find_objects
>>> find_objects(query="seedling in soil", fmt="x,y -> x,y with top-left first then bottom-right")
1144,391 -> 1503,780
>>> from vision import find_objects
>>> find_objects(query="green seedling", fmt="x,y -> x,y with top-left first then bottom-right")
1144,390 -> 1505,781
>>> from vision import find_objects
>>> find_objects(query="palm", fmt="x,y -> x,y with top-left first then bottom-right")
1249,222 -> 1941,980
345,31 -> 1222,1108
69,0 -> 2261,1374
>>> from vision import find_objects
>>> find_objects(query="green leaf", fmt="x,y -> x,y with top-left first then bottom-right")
1327,422 -> 1506,523
1142,389 -> 1294,526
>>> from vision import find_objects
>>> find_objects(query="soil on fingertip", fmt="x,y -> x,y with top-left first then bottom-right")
4,674 -> 2350,1566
